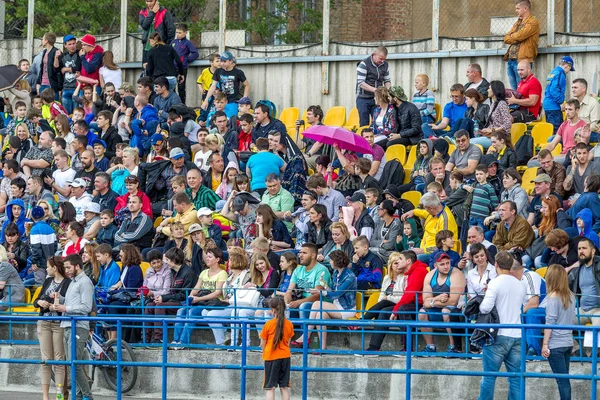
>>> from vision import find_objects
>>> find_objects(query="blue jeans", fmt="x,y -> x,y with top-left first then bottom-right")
478,335 -> 522,400
507,60 -> 519,90
173,306 -> 206,344
38,84 -> 59,99
421,122 -> 442,138
469,217 -> 488,232
62,89 -> 75,114
421,115 -> 435,124
293,302 -> 314,320
523,307 -> 546,356
356,97 -> 375,127
545,110 -> 564,133
547,346 -> 572,400
166,76 -> 177,92
471,136 -> 492,150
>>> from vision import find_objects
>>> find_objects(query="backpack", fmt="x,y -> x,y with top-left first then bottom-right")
378,159 -> 405,191
281,154 -> 308,205
514,132 -> 534,166
256,100 -> 277,120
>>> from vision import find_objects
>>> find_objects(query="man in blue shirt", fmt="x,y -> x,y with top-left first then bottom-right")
421,83 -> 468,138
543,56 -> 574,133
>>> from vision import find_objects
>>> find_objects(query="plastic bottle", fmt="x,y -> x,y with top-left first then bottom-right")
473,120 -> 479,136
319,271 -> 327,288
56,384 -> 64,400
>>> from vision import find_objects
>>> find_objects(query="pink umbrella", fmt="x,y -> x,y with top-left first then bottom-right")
302,126 -> 373,155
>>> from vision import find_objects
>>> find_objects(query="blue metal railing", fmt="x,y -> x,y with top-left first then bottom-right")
0,314 -> 599,400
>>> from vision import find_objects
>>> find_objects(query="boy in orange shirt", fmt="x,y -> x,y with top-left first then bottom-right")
260,297 -> 294,400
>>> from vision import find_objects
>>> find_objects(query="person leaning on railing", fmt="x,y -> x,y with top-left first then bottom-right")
33,255 -> 71,399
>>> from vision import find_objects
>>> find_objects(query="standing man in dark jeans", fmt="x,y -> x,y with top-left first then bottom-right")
139,0 -> 176,64
51,253 -> 95,400
359,251 -> 428,356
356,46 -> 391,127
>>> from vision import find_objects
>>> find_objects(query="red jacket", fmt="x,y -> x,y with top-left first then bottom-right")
114,191 -> 153,219
392,260 -> 428,312
81,45 -> 104,81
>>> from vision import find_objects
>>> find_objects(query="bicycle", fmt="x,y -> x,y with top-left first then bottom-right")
52,331 -> 138,394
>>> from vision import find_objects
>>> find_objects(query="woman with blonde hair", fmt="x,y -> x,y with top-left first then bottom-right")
107,146 -> 140,195
5,80 -> 31,112
318,221 -> 354,269
542,264 -> 575,400
231,253 -> 279,347
363,252 -> 406,321
53,114 -> 75,147
371,87 -> 397,145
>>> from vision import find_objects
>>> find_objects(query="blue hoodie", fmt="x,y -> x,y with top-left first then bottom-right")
130,104 -> 159,155
0,198 -> 29,244
567,192 -> 600,232
543,66 -> 567,111
574,208 -> 600,249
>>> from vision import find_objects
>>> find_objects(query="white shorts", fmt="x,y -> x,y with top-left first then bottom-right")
334,300 -> 357,320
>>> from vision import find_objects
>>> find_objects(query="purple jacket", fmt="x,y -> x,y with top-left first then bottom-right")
172,38 -> 199,69
143,264 -> 172,296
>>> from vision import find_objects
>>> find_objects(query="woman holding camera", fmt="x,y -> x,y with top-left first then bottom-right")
33,256 -> 71,400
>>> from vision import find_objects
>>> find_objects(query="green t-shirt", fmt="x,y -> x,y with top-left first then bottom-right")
291,263 -> 332,298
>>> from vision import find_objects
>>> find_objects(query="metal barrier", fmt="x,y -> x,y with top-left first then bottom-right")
0,314 -> 598,400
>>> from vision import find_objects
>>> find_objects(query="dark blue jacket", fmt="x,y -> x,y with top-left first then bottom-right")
350,251 -> 383,289
172,38 -> 199,69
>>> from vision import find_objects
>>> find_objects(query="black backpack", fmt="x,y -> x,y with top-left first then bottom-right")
378,159 -> 405,191
514,132 -> 534,166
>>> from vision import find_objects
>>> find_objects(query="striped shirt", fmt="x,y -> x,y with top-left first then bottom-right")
356,56 -> 391,98
470,182 -> 499,220
413,89 -> 436,119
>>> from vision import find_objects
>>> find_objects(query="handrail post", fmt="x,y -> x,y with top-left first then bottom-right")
301,321 -> 309,400
240,321 -> 247,400
519,325 -> 526,399
116,319 -> 123,400
70,318 -> 77,399
405,325 -> 412,399
592,326 -> 598,400
162,319 -> 168,400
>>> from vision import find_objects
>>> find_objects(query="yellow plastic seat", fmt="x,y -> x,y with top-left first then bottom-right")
536,267 -> 547,279
279,107 -> 300,130
352,292 -> 364,319
401,191 -> 422,208
405,145 -> 417,167
140,262 -> 152,276
12,287 -> 41,313
448,143 -> 456,154
343,107 -> 360,131
541,143 -> 562,157
365,292 -> 381,311
356,125 -> 371,136
403,168 -> 412,184
117,261 -> 123,270
511,123 -> 527,145
323,106 -> 346,127
434,103 -> 442,123
154,216 -> 163,228
474,143 -> 484,154
531,122 -> 554,154
385,144 -> 407,165
521,168 -> 538,194
383,267 -> 388,277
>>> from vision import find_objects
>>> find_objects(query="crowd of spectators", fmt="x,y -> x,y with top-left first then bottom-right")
0,0 -> 597,398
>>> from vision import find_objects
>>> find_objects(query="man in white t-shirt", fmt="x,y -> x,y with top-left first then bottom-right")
478,251 -> 526,400
68,178 -> 93,222
511,261 -> 547,357
45,149 -> 76,202
193,127 -> 212,172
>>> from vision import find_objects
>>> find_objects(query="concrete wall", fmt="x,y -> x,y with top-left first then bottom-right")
0,344 -> 598,399
4,32 -> 600,116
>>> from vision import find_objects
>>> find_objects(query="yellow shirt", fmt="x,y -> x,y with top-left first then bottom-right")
211,175 -> 222,192
196,67 -> 214,91
413,206 -> 459,253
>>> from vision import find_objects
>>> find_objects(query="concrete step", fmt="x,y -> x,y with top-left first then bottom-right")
0,344 -> 597,400
0,320 -> 461,352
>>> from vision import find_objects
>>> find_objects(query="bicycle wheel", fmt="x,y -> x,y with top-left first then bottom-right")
101,339 -> 138,393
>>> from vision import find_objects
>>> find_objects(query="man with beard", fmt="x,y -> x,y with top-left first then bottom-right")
569,237 -> 600,327
74,150 -> 99,194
